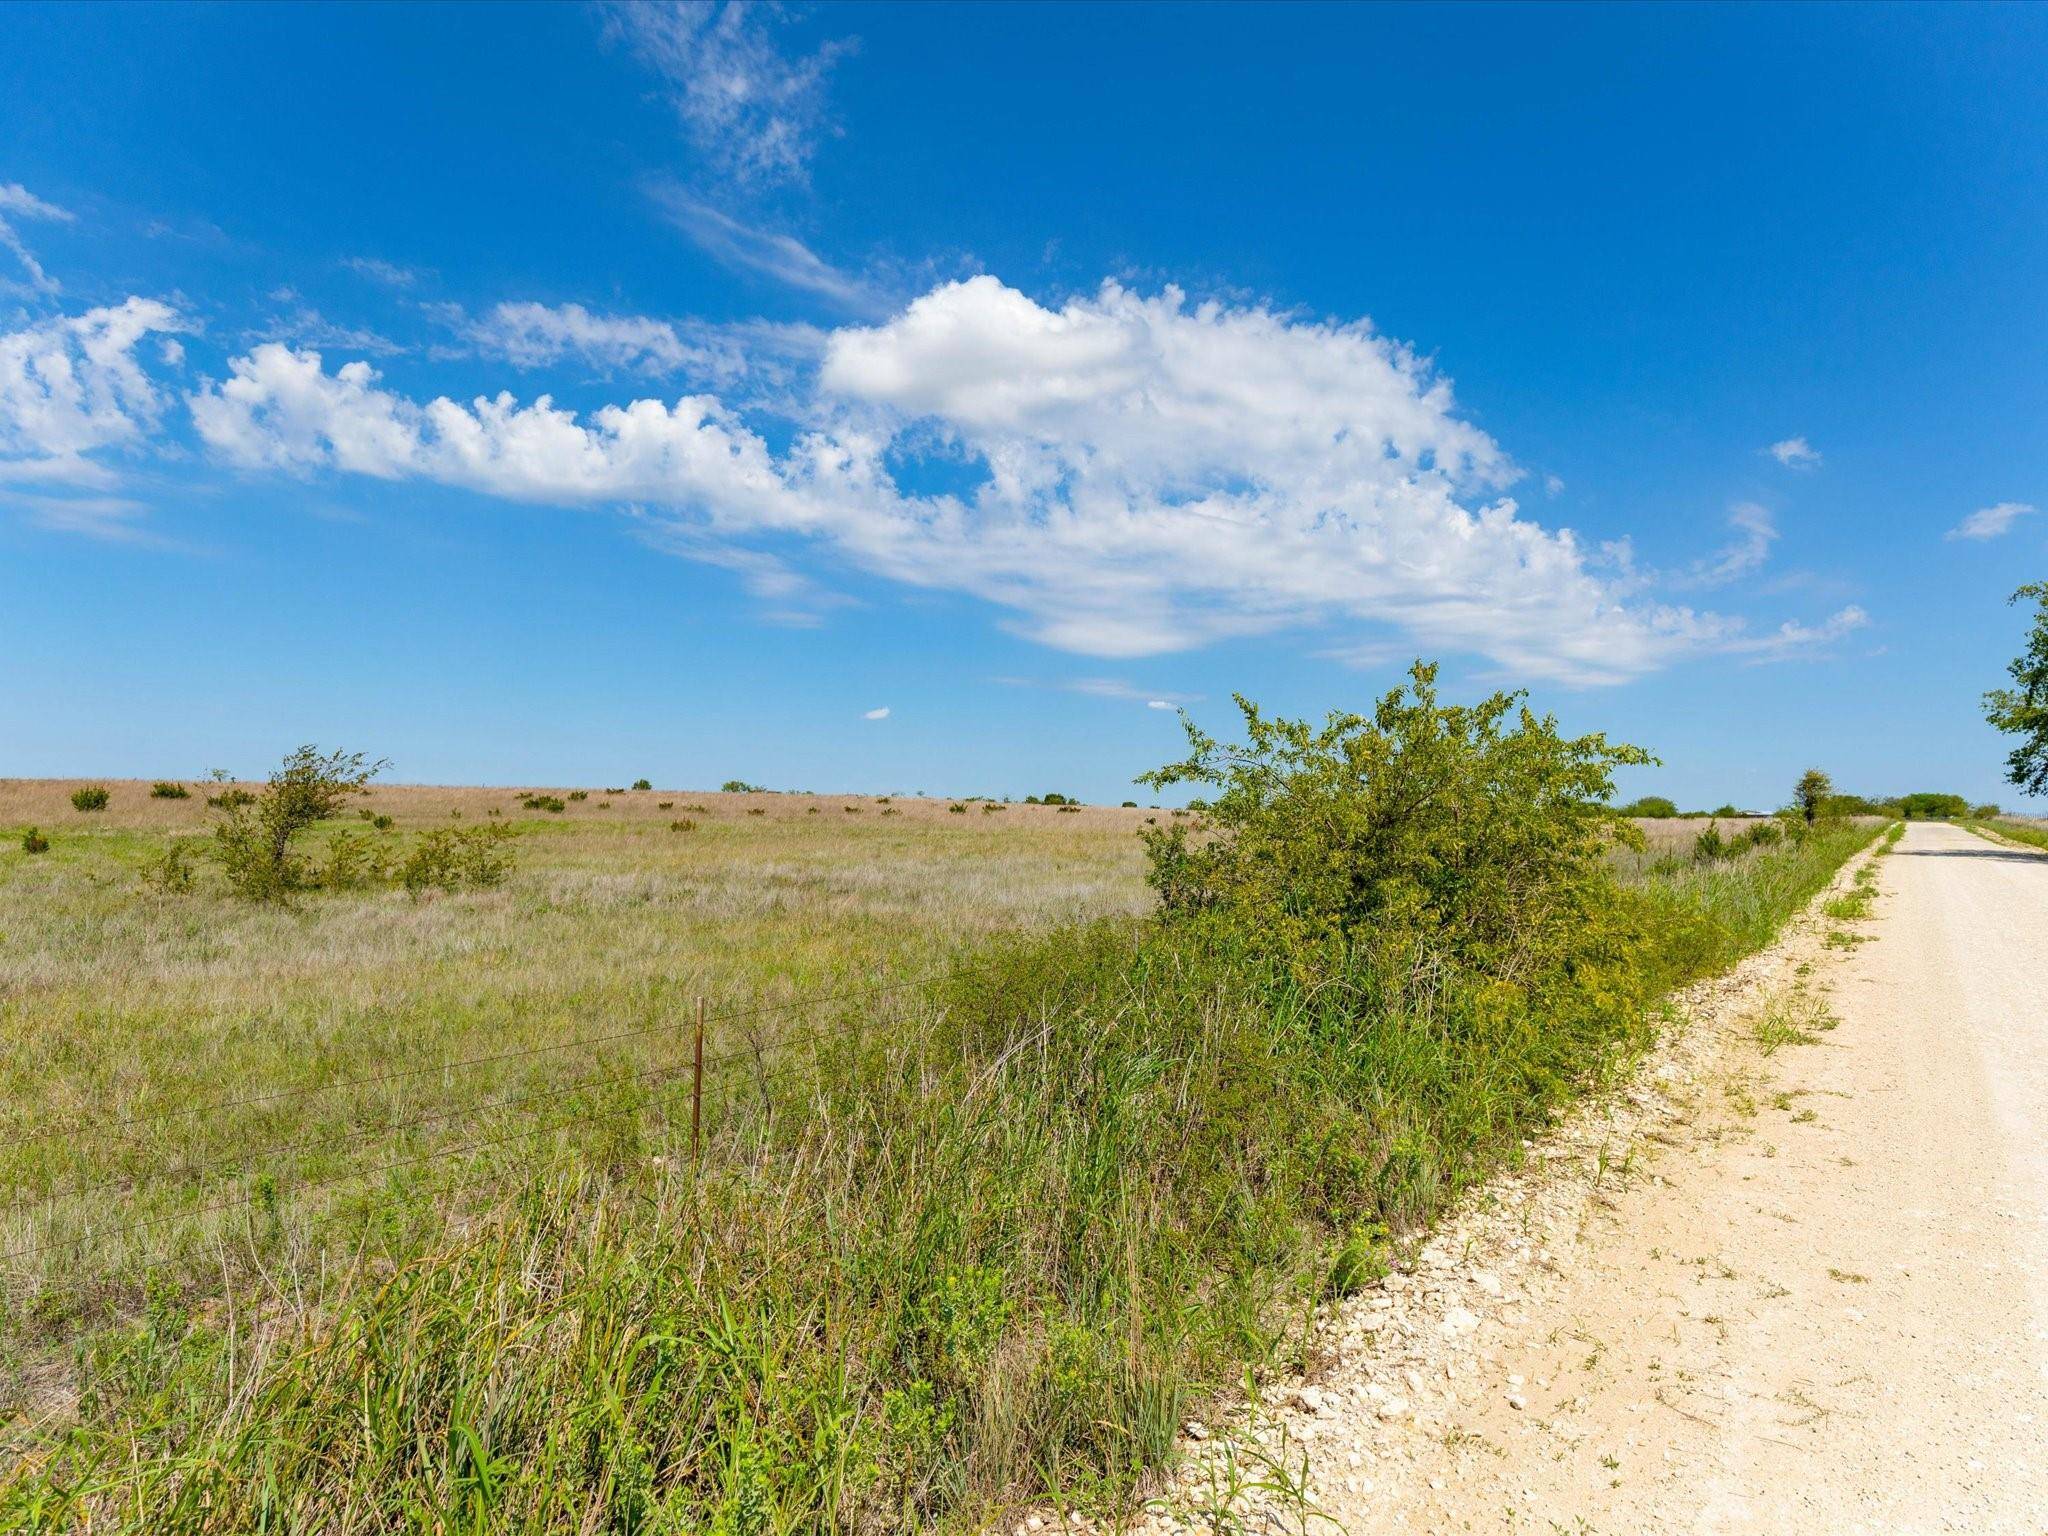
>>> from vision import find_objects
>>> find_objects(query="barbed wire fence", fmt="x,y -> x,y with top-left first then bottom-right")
0,957 -> 1002,1273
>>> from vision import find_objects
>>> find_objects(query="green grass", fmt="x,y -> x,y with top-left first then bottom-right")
0,796 -> 1881,1531
1963,817 -> 2048,853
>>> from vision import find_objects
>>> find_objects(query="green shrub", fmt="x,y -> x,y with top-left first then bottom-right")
721,779 -> 765,794
321,831 -> 382,890
1137,662 -> 1651,983
1617,794 -> 1678,817
140,840 -> 198,895
657,801 -> 673,810
633,779 -> 652,791
149,781 -> 190,800
212,747 -> 386,903
70,785 -> 110,813
519,794 -> 566,814
20,827 -> 48,854
206,787 -> 257,811
669,818 -> 696,832
566,790 -> 589,803
400,825 -> 516,895
1692,822 -> 1731,863
948,803 -> 967,814
604,787 -> 626,796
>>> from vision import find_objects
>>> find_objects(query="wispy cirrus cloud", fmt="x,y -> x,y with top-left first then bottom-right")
0,181 -> 74,295
341,255 -> 418,288
650,187 -> 878,312
600,1 -> 854,190
1945,501 -> 2035,541
1677,502 -> 1777,588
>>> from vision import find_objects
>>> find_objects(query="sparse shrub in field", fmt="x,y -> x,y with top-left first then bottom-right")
1692,822 -> 1732,863
721,779 -> 765,793
876,796 -> 891,805
657,800 -> 673,809
150,781 -> 189,800
632,778 -> 652,791
207,787 -> 256,810
1056,804 -> 1079,813
1121,800 -> 1137,808
70,785 -> 110,812
321,831 -> 381,890
371,814 -> 394,831
747,807 -> 766,817
948,803 -> 966,814
669,818 -> 696,832
212,748 -> 386,903
844,805 -> 862,814
487,807 -> 501,818
881,807 -> 899,816
685,803 -> 710,813
566,790 -> 588,802
808,806 -> 820,815
596,801 -> 611,809
519,794 -> 566,814
400,824 -> 515,895
20,827 -> 49,854
140,840 -> 198,895
981,803 -> 1003,814
604,787 -> 626,796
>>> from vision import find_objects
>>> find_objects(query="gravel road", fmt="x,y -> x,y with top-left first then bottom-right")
1151,823 -> 2048,1534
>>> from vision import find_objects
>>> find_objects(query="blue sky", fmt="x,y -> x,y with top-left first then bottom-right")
3,2 -> 2044,809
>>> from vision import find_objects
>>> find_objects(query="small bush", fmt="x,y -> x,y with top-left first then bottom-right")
519,794 -> 567,814
748,808 -> 766,817
401,825 -> 516,896
604,787 -> 626,796
321,831 -> 381,890
881,807 -> 900,816
670,818 -> 696,832
1121,800 -> 1137,808
1692,822 -> 1731,863
948,803 -> 967,814
150,782 -> 190,800
596,801 -> 611,809
213,747 -> 386,903
140,840 -> 198,895
721,779 -> 765,794
1056,804 -> 1080,814
657,801 -> 673,810
632,779 -> 652,792
70,786 -> 110,813
371,814 -> 395,831
207,788 -> 256,811
566,790 -> 588,803
843,805 -> 862,815
21,827 -> 49,854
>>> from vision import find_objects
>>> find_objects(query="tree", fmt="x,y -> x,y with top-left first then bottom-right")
1985,581 -> 2048,797
1617,795 -> 1678,818
1137,661 -> 1652,981
213,746 -> 386,901
1793,768 -> 1833,826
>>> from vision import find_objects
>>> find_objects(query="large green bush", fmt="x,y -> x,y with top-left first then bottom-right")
1137,662 -> 1652,983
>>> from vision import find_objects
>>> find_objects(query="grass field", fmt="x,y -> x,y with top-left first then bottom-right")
0,780 -> 1881,1531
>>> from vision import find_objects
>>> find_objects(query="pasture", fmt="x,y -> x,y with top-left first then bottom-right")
0,773 -> 1878,1530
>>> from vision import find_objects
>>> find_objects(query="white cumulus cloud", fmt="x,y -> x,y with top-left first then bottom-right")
187,275 -> 1862,685
1,296 -> 184,486
1766,436 -> 1822,469
862,706 -> 889,720
1946,501 -> 2035,541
